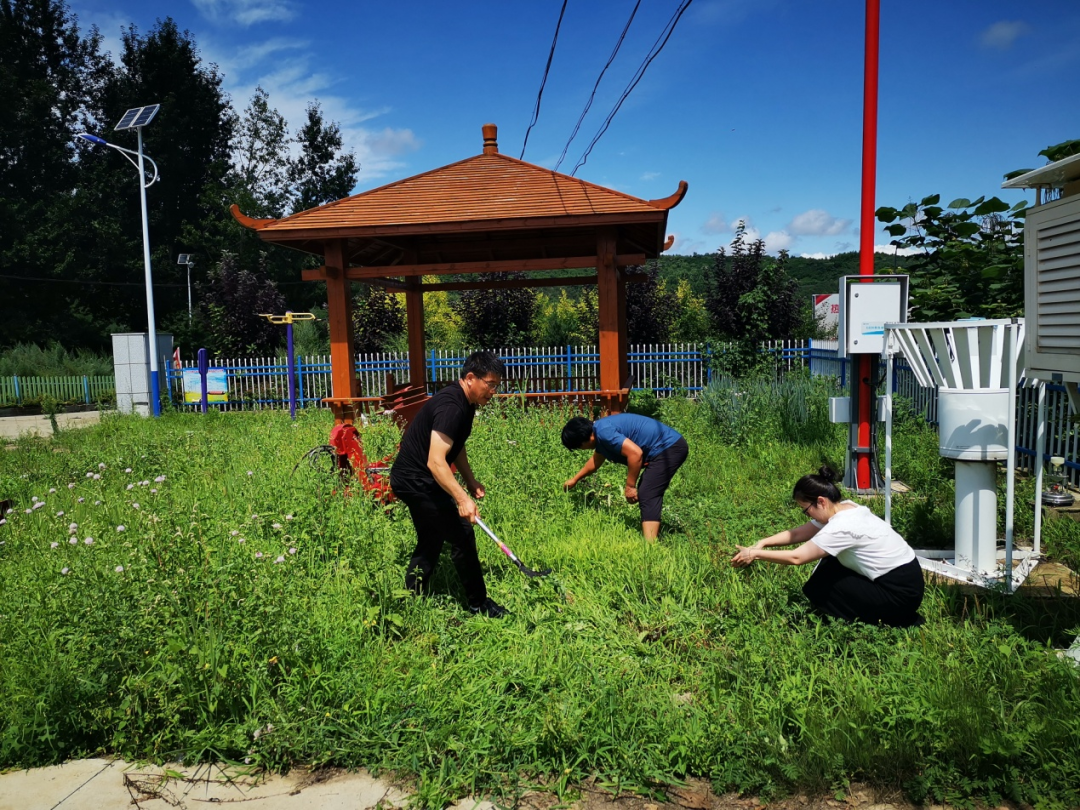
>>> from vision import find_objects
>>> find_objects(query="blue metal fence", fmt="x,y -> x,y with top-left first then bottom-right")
162,341 -> 1077,486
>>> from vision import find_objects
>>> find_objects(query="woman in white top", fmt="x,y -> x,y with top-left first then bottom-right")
732,466 -> 924,627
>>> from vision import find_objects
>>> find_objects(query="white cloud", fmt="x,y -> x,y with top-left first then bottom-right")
208,40 -> 421,184
979,20 -> 1029,50
701,212 -> 730,234
764,230 -> 794,252
875,244 -> 921,256
789,208 -> 851,236
800,252 -> 836,260
192,0 -> 297,26
69,6 -> 129,65
640,171 -> 661,181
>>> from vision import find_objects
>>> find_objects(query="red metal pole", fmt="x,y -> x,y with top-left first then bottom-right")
856,0 -> 880,491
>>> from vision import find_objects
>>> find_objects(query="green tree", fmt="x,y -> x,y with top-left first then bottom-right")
624,263 -> 679,344
705,224 -> 808,376
876,193 -> 1027,320
197,252 -> 286,356
352,284 -> 405,353
234,86 -> 290,219
0,0 -> 109,349
453,273 -> 536,349
287,101 -> 358,214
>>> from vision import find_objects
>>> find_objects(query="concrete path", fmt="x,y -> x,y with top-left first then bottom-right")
0,758 -> 494,810
0,411 -> 101,441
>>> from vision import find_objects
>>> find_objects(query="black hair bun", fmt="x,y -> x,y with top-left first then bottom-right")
817,465 -> 838,483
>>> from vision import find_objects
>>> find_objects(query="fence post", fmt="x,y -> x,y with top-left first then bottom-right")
296,355 -> 305,409
83,375 -> 90,405
12,375 -> 20,406
566,345 -> 573,392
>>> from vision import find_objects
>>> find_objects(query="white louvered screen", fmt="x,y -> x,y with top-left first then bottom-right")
1034,213 -> 1080,351
1025,194 -> 1080,378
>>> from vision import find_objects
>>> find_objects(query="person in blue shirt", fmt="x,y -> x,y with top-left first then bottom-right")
561,414 -> 688,540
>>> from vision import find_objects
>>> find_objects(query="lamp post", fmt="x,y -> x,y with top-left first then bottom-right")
177,254 -> 195,321
76,103 -> 163,416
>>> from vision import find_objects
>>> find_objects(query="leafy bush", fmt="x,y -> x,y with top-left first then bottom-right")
0,342 -> 112,377
700,371 -> 840,448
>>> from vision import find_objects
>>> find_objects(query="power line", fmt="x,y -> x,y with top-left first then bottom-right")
554,0 -> 643,173
0,273 -> 186,288
520,0 -> 570,161
0,274 -> 311,287
571,0 -> 694,176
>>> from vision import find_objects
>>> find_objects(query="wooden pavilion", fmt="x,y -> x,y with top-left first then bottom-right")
232,123 -> 686,427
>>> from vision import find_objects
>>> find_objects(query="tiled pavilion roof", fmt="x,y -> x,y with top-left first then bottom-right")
232,124 -> 685,268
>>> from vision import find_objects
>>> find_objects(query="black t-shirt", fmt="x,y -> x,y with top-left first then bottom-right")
389,382 -> 475,496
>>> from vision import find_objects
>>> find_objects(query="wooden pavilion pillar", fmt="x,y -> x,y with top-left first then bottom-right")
596,227 -> 627,413
324,239 -> 358,423
404,275 -> 427,390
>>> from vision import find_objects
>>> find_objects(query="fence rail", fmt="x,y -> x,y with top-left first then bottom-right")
0,375 -> 113,408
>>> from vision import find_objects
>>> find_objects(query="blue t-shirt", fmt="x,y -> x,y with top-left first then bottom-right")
592,414 -> 682,465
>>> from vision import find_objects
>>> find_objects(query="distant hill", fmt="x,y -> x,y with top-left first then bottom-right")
656,250 -> 918,303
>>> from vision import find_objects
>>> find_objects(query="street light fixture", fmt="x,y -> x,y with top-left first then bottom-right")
75,103 -> 163,416
177,254 -> 195,321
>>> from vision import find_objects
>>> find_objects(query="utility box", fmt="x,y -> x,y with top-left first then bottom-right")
837,275 -> 908,357
112,332 -> 172,416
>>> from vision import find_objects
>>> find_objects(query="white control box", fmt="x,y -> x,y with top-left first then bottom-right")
837,275 -> 908,357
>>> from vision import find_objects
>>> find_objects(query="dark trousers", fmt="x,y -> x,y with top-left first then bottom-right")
803,556 -> 924,628
395,488 -> 487,607
637,437 -> 689,523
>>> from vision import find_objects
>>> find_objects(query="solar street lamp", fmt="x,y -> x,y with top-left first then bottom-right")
76,103 -> 164,416
177,254 -> 195,321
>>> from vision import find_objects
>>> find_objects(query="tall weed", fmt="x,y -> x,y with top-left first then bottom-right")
1,404 -> 1078,807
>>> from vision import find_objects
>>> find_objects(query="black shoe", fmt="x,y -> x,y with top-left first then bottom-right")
468,598 -> 508,618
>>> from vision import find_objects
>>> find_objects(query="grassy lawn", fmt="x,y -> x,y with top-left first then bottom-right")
1,386 -> 1079,808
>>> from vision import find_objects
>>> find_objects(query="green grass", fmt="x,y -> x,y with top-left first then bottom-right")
1,396 -> 1079,808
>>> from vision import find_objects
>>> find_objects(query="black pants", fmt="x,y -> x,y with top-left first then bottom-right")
803,556 -> 924,628
395,488 -> 487,607
637,438 -> 689,523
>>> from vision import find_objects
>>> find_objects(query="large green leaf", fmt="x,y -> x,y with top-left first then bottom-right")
948,198 -> 971,209
885,224 -> 907,237
952,222 -> 982,238
920,193 -> 941,206
973,197 -> 1011,216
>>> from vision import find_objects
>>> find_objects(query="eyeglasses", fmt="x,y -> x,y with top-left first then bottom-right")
478,377 -> 501,392
799,501 -> 814,517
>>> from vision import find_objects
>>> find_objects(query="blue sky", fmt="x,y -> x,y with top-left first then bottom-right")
70,0 -> 1080,258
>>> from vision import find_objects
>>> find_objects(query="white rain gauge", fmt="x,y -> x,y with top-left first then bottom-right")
881,319 -> 1034,589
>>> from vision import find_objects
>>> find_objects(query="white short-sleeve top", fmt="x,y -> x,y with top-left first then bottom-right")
809,501 -> 916,580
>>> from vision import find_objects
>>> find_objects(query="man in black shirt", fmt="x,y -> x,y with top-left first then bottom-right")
389,351 -> 507,617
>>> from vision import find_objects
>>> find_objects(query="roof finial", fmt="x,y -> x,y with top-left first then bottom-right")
482,123 -> 498,155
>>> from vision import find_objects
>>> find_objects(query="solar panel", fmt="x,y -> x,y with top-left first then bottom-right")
114,104 -> 160,131
132,104 -> 160,128
114,108 -> 142,130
